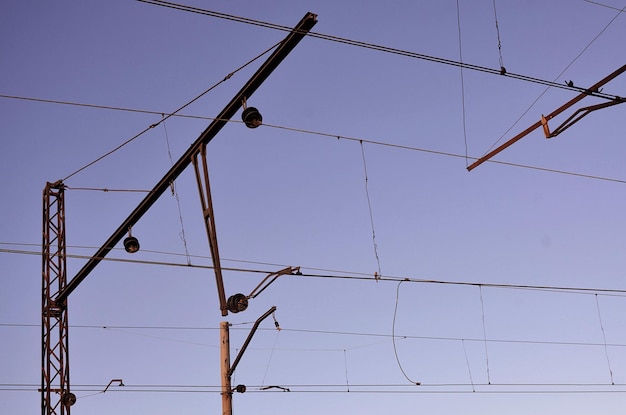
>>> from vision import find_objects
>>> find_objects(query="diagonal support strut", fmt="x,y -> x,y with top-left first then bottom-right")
54,11 -> 317,305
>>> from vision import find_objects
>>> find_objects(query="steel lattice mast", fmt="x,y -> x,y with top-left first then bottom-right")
42,180 -> 75,415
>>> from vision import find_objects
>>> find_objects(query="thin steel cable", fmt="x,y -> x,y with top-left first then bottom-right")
9,381 -> 626,388
61,40 -> 280,181
584,0 -> 626,12
64,186 -> 151,192
161,115 -> 192,265
392,280 -> 421,385
462,339 -> 476,392
481,3 -> 625,157
595,294 -> 615,385
479,285 -> 492,385
456,0 -> 470,166
261,329 -> 281,387
5,382 -> 626,394
360,141 -> 383,280
492,0 -> 505,71
343,349 -> 350,392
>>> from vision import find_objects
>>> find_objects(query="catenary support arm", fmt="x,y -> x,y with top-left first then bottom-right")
55,12 -> 317,304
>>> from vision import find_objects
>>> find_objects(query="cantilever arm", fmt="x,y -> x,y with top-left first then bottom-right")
54,12 -> 318,305
228,306 -> 277,376
467,64 -> 626,171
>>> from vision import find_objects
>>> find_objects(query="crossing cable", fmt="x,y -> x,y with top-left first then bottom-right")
461,339 -> 476,392
138,0 -> 623,102
360,141 -> 383,281
61,40 -> 280,181
5,246 -> 626,296
161,114 -> 192,265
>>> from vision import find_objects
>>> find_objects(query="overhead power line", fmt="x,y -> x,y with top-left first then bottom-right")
4,322 -> 626,350
3,381 -> 626,395
137,0 -> 624,102
2,94 -> 625,184
3,246 -> 626,295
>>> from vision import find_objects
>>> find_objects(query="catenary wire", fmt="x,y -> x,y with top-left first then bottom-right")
64,186 -> 151,192
4,246 -> 626,295
3,382 -> 626,394
5,322 -> 626,350
9,241 -> 626,296
2,93 -> 625,184
137,0 -> 623,101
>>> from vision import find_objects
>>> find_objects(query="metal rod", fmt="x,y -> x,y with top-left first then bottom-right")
192,144 -> 229,315
55,12 -> 318,304
467,64 -> 626,171
248,266 -> 298,299
546,100 -> 623,138
228,306 -> 277,376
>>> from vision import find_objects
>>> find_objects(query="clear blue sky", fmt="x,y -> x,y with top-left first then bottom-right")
2,1 -> 626,413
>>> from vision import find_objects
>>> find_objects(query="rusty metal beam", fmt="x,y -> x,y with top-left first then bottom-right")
467,64 -> 626,172
192,144 -> 228,316
42,181 -> 74,415
55,12 -> 317,305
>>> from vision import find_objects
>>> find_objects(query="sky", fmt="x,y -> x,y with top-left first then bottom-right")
1,0 -> 626,413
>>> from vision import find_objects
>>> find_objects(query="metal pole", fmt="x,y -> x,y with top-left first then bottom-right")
220,321 -> 232,415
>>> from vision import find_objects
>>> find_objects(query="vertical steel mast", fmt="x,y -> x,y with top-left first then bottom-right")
42,180 -> 75,415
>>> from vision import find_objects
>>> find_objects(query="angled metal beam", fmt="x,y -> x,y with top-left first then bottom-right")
192,143 -> 228,316
55,12 -> 317,304
467,64 -> 626,172
228,306 -> 277,376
